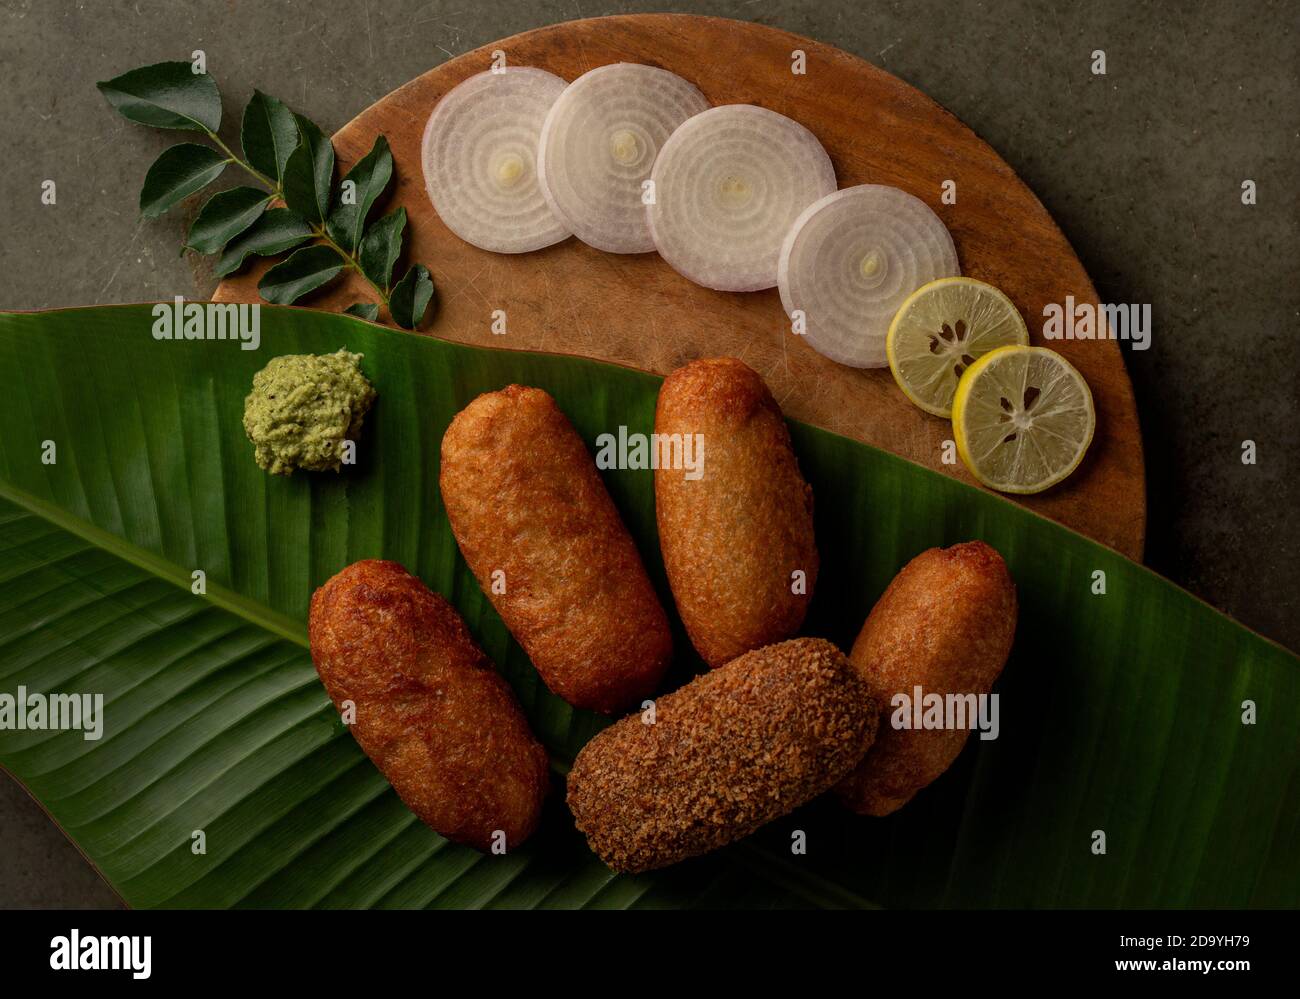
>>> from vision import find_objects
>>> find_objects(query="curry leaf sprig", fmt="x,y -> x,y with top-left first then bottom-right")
98,61 -> 435,329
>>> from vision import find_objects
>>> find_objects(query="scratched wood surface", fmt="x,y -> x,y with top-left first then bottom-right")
215,13 -> 1146,559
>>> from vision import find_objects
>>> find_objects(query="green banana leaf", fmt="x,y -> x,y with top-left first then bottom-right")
0,304 -> 1295,909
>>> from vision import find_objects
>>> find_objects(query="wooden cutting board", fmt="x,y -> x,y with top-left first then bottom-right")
215,13 -> 1146,559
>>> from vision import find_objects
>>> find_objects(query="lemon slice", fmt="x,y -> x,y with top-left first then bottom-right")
952,345 -> 1095,494
887,277 -> 1030,417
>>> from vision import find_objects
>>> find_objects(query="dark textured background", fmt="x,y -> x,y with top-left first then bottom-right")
0,0 -> 1295,907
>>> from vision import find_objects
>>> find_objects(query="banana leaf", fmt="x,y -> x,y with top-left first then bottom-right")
0,304 -> 1294,909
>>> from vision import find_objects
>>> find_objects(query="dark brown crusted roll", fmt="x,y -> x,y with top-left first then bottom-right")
309,559 -> 550,852
567,637 -> 877,873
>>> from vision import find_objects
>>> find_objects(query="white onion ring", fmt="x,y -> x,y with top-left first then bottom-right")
538,63 -> 709,254
422,68 -> 571,253
778,185 -> 959,368
648,105 -> 837,292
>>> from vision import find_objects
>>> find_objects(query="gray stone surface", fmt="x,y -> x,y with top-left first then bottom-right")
0,0 -> 1294,907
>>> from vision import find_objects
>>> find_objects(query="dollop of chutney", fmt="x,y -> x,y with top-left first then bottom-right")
243,349 -> 376,475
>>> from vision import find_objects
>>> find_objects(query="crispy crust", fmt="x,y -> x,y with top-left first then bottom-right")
567,637 -> 876,873
309,559 -> 550,851
439,385 -> 673,714
654,357 -> 818,668
835,541 -> 1017,816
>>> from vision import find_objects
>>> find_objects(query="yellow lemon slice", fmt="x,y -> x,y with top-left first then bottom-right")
951,345 -> 1095,494
887,277 -> 1030,417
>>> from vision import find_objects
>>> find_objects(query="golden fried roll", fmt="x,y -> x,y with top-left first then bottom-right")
568,638 -> 876,873
440,385 -> 673,714
654,357 -> 818,668
309,559 -> 550,852
836,541 -> 1017,816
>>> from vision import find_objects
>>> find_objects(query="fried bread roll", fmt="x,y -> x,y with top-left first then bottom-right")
568,637 -> 876,872
654,357 -> 818,668
836,541 -> 1017,816
310,559 -> 550,851
440,385 -> 673,713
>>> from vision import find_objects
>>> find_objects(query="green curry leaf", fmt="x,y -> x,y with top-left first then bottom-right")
389,264 -> 436,330
358,207 -> 406,292
258,244 -> 346,304
282,115 -> 335,224
241,90 -> 299,187
326,135 -> 393,254
185,187 -> 270,255
344,302 -> 381,322
215,208 -> 315,278
97,61 -> 222,132
139,143 -> 229,220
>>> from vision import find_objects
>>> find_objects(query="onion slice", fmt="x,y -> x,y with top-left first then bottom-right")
538,63 -> 709,254
422,67 -> 571,254
648,105 -> 836,292
778,185 -> 959,368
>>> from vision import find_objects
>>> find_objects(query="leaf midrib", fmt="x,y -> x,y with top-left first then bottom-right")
0,480 -> 307,649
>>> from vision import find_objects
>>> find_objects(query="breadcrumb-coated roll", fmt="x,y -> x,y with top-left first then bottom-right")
836,541 -> 1017,816
654,357 -> 818,668
567,637 -> 876,873
440,385 -> 673,714
309,559 -> 550,852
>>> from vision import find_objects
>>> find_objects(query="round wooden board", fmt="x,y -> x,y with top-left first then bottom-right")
216,13 -> 1146,559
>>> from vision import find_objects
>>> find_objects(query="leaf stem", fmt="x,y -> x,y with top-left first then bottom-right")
207,130 -> 278,194
311,224 -> 391,308
204,130 -> 389,311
